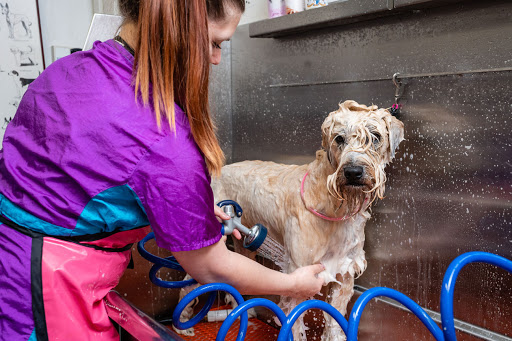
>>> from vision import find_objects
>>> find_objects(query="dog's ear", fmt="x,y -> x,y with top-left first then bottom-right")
321,111 -> 336,150
385,115 -> 404,160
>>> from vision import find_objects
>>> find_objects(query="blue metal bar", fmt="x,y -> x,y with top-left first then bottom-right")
172,283 -> 249,341
277,300 -> 349,341
137,232 -> 198,288
148,262 -> 197,289
440,251 -> 512,341
217,298 -> 291,341
348,287 -> 444,341
138,232 -> 185,271
173,291 -> 216,330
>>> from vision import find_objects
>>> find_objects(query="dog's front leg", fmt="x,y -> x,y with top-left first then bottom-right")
278,295 -> 311,341
321,273 -> 354,341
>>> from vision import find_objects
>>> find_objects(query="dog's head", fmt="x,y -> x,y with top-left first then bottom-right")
321,100 -> 404,210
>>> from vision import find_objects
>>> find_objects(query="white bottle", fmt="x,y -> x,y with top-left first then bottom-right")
268,0 -> 286,18
285,0 -> 304,14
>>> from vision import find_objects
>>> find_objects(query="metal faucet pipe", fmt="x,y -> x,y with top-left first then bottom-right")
269,67 -> 512,88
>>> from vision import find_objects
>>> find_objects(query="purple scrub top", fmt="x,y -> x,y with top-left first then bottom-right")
0,40 -> 222,252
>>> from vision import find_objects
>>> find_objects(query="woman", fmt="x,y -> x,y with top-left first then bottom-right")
0,0 -> 324,340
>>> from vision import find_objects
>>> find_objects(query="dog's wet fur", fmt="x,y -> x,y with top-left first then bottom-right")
178,100 -> 404,340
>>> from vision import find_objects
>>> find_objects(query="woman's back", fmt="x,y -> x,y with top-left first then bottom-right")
0,39 -> 219,246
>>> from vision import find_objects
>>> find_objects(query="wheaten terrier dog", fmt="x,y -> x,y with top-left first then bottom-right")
211,100 -> 405,340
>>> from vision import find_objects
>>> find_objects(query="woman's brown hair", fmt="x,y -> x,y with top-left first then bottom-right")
119,0 -> 244,176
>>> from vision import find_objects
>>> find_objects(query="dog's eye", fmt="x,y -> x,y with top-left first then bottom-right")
373,133 -> 381,144
335,135 -> 345,145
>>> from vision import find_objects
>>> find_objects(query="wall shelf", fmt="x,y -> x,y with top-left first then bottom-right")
248,0 -> 468,38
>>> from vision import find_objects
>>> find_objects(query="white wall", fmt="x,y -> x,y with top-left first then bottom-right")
38,0 -> 94,66
0,0 -> 46,142
240,0 -> 268,26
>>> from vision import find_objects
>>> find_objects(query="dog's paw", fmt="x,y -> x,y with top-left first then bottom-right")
172,325 -> 195,336
322,322 -> 347,341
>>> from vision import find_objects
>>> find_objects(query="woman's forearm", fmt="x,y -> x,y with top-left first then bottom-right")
173,239 -> 324,298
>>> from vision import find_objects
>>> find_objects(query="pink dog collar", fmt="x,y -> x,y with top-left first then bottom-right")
300,172 -> 368,221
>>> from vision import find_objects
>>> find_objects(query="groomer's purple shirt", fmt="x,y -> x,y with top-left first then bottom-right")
0,40 -> 221,251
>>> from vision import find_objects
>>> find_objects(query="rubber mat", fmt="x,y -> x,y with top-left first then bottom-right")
179,318 -> 279,341
176,304 -> 279,341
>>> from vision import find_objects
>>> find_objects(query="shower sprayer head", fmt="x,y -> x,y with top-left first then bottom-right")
217,201 -> 285,264
243,223 -> 268,252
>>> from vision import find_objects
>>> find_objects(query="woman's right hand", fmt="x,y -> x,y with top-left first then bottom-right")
288,263 -> 325,299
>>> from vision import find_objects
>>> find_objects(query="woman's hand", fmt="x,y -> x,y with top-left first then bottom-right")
288,264 -> 325,299
214,205 -> 242,240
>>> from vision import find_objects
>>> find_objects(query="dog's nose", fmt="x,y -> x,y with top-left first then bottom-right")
344,166 -> 364,182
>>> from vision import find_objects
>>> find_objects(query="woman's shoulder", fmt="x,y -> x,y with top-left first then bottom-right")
27,40 -> 129,96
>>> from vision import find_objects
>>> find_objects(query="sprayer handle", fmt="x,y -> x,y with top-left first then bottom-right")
216,200 -> 243,217
217,200 -> 244,236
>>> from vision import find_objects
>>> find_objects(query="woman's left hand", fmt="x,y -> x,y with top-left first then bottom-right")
214,205 -> 242,240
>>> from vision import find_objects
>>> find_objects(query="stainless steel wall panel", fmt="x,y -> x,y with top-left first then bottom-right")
358,73 -> 512,338
241,1 -> 512,89
230,0 -> 511,339
210,42 -> 233,163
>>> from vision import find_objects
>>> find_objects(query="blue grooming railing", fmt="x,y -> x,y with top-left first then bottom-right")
347,287 -> 443,340
137,232 -> 197,288
137,236 -> 511,340
172,283 -> 249,341
440,252 -> 512,341
218,297 -> 291,341
278,299 -> 349,341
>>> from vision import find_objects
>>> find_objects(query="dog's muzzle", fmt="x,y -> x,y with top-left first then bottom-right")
343,166 -> 364,186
